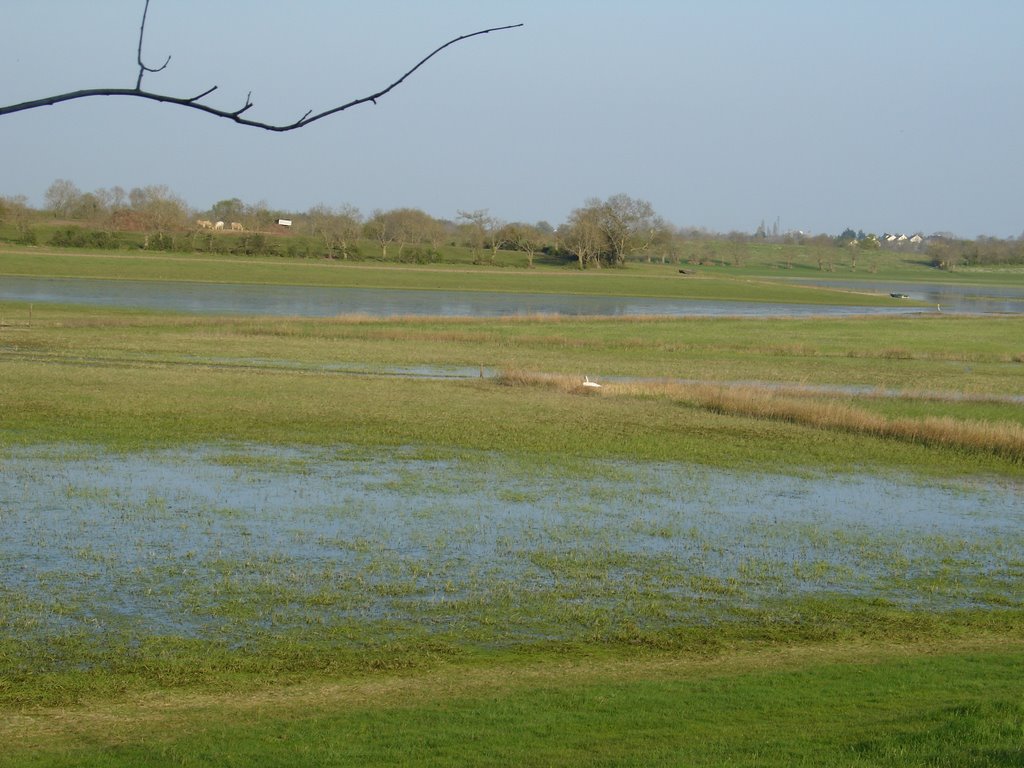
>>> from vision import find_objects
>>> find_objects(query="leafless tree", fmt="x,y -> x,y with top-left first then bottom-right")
44,179 -> 82,219
457,209 -> 493,263
392,208 -> 440,258
593,194 -> 660,266
365,209 -> 404,259
562,206 -> 604,270
0,195 -> 36,243
128,184 -> 189,231
0,1 -> 522,131
307,204 -> 363,260
500,223 -> 544,268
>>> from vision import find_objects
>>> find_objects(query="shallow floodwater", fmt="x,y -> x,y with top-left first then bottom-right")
2,445 -> 1021,646
0,276 -> 927,318
783,277 -> 1024,314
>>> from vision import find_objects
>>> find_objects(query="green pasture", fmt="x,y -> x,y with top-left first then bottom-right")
2,252 -> 1024,765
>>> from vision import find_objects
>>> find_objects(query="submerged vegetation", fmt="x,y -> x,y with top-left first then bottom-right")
1,250 -> 1023,765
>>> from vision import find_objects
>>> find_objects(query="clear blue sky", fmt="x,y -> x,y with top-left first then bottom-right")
3,1 -> 1022,238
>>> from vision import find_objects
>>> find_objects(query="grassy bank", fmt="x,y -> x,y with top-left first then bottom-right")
4,639 -> 1023,767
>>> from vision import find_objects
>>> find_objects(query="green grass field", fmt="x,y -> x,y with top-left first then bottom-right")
2,247 -> 1023,766
8,642 -> 1023,767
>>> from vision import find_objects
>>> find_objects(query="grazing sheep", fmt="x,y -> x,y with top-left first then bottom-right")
230,222 -> 243,231
196,219 -> 214,229
214,221 -> 225,230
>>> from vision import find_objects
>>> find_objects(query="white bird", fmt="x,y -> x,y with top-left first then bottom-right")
582,376 -> 601,389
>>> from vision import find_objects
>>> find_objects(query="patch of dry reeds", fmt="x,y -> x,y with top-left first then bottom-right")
496,369 -> 605,395
499,369 -> 1024,462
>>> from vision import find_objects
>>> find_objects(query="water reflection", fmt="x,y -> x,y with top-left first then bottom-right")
0,276 -> 930,318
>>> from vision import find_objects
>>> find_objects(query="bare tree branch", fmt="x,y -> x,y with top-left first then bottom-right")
135,0 -> 170,89
1,2 -> 522,131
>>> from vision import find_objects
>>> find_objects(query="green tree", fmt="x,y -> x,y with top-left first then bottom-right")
210,198 -> 245,224
836,228 -> 857,245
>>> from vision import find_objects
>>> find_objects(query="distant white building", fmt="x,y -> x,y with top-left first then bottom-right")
881,232 -> 926,246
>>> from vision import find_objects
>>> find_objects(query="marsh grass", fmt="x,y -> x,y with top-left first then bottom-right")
499,369 -> 1024,463
5,306 -> 1022,402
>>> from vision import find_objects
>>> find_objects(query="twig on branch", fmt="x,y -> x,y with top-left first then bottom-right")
135,0 -> 170,89
188,86 -> 218,104
1,2 -> 522,131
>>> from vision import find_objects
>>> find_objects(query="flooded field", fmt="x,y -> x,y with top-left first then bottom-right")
3,444 -> 1021,652
782,277 -> 1024,314
0,276 -> 926,318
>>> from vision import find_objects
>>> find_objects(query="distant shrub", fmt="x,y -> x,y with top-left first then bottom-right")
288,241 -> 315,259
50,227 -> 122,249
399,247 -> 441,264
146,233 -> 176,251
195,233 -> 215,253
210,237 -> 233,254
234,233 -> 279,256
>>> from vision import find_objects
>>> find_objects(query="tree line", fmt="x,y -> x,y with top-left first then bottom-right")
2,179 -> 1023,269
1,180 -> 672,268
